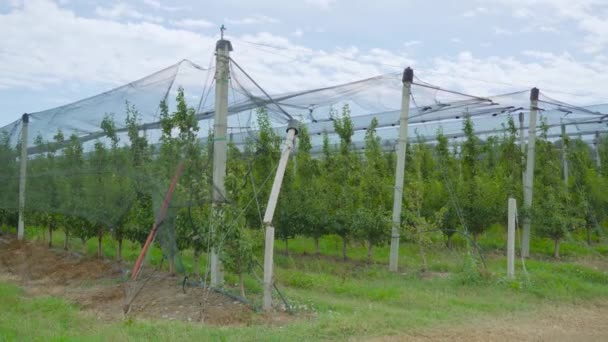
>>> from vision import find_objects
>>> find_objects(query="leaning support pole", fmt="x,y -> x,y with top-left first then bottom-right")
521,88 -> 539,258
594,131 -> 601,170
389,67 -> 413,272
131,163 -> 185,281
507,198 -> 516,279
210,35 -> 232,287
561,123 -> 569,186
263,123 -> 298,312
17,113 -> 29,241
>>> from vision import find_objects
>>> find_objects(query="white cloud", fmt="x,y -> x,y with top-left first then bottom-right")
2,0 -> 608,121
451,38 -> 462,44
512,8 -> 532,19
141,0 -> 183,12
293,29 -> 304,37
95,3 -> 164,23
8,0 -> 24,7
225,15 -> 279,25
0,0 -> 214,89
305,0 -> 337,10
404,40 -> 422,47
486,0 -> 608,53
426,50 -> 608,104
538,25 -> 559,33
462,7 -> 488,17
493,27 -> 512,35
171,18 -> 214,29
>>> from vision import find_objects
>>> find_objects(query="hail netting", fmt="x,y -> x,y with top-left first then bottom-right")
0,59 -> 220,267
2,55 -> 608,269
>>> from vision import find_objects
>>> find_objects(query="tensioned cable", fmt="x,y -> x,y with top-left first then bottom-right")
229,57 -> 293,121
236,38 -> 591,99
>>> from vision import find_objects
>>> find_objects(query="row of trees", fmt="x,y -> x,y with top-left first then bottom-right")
1,93 -> 607,294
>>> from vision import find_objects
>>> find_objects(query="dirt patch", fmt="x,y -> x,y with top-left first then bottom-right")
573,258 -> 608,273
417,271 -> 451,280
369,301 -> 608,342
0,235 -> 294,326
123,274 -> 260,325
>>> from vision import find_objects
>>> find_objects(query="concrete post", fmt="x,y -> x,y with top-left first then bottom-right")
389,67 -> 413,272
522,88 -> 539,258
263,124 -> 298,311
595,131 -> 601,170
210,38 -> 232,287
561,123 -> 568,186
17,113 -> 29,241
519,112 -> 525,185
507,198 -> 516,279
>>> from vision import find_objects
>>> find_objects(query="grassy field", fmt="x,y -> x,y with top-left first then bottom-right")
1,225 -> 608,341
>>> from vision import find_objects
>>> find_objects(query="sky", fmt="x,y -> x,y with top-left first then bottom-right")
1,0 -> 608,127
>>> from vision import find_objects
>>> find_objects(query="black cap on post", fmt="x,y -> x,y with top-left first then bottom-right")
402,67 -> 414,83
286,119 -> 299,135
530,87 -> 540,101
22,113 -> 29,123
216,39 -> 233,52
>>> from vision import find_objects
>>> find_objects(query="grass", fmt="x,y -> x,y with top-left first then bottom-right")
1,224 -> 608,341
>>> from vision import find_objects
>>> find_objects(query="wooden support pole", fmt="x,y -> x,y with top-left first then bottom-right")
263,125 -> 298,311
389,67 -> 413,272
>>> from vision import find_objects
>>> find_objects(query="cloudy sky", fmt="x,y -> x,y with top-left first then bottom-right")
1,0 -> 608,126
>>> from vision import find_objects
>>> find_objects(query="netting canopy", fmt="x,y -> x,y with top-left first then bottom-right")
2,56 -> 608,156
1,50 -> 608,270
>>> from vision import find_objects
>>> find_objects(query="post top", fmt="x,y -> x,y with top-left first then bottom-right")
530,87 -> 540,101
21,113 -> 29,123
286,119 -> 299,135
216,39 -> 233,52
402,67 -> 414,83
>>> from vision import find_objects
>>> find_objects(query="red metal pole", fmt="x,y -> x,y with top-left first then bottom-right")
130,163 -> 185,281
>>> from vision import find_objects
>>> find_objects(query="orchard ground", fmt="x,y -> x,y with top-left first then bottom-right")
1,224 -> 608,341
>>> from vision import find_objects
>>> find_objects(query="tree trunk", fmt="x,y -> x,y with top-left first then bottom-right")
97,229 -> 103,258
285,238 -> 289,257
314,237 -> 320,256
239,272 -> 246,299
169,256 -> 175,276
81,238 -> 86,254
193,252 -> 200,277
117,238 -> 123,261
446,235 -> 453,249
367,240 -> 373,264
48,225 -> 53,248
419,242 -> 427,272
342,237 -> 347,261
587,225 -> 592,246
64,231 -> 69,251
554,239 -> 560,259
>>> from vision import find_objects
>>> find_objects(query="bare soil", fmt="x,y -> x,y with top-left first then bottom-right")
0,235 -> 292,326
369,301 -> 608,342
